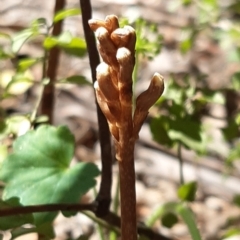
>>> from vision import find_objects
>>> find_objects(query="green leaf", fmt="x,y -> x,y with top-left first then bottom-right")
0,32 -> 11,39
231,72 -> 240,91
60,37 -> 86,57
151,116 -> 207,153
180,38 -> 193,54
11,28 -> 38,53
59,75 -> 90,85
222,228 -> 240,239
18,58 -> 41,72
178,181 -> 197,202
0,145 -> 7,167
182,0 -> 192,6
10,223 -> 55,239
226,143 -> 240,167
233,194 -> 240,208
43,37 -> 58,49
176,203 -> 202,240
0,125 -> 100,225
161,212 -> 178,228
146,202 -> 178,227
43,33 -> 86,57
0,70 -> 34,95
150,116 -> 174,147
0,198 -> 34,230
3,115 -> 31,138
222,119 -> 239,141
168,118 -> 206,153
54,8 -> 81,23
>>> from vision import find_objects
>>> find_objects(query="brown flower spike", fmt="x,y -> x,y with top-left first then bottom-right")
89,15 -> 164,240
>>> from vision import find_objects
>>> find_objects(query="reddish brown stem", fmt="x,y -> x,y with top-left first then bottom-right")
117,140 -> 137,240
40,0 -> 65,124
79,0 -> 113,217
0,203 -> 95,217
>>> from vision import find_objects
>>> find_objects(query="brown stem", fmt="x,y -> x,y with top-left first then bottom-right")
40,0 -> 65,124
79,0 -> 113,217
0,203 -> 171,240
117,140 -> 137,240
0,203 -> 95,217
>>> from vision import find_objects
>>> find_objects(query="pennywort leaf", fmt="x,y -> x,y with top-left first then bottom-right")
0,125 -> 100,225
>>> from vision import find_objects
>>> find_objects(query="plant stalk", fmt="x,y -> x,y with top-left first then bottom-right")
40,0 -> 65,124
117,140 -> 137,240
79,0 -> 113,217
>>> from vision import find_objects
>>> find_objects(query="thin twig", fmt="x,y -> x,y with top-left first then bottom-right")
40,0 -> 66,124
178,141 -> 184,185
0,203 -> 172,240
0,203 -> 95,217
79,0 -> 113,217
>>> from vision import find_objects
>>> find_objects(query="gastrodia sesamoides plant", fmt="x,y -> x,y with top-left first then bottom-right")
89,15 -> 164,161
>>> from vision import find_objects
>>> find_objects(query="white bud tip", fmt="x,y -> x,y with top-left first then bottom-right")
116,47 -> 131,61
96,27 -> 108,38
96,62 -> 110,76
153,73 -> 164,85
94,81 -> 99,89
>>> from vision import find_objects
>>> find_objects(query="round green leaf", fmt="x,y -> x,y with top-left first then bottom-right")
0,125 -> 100,225
178,181 -> 197,202
161,212 -> 178,228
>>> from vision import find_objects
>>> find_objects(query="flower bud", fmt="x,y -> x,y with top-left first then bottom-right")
133,73 -> 164,137
116,47 -> 134,104
135,73 -> 164,112
105,15 -> 119,33
96,27 -> 118,67
96,63 -> 121,121
88,19 -> 106,31
123,26 -> 136,53
94,81 -> 119,141
111,28 -> 130,48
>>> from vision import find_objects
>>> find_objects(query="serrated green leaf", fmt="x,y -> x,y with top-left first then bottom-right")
0,198 -> 34,230
162,212 -> 178,228
178,181 -> 197,202
0,125 -> 100,225
54,8 -> 81,23
59,75 -> 90,85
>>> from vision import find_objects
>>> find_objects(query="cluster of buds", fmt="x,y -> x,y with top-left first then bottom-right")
89,15 -> 164,161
